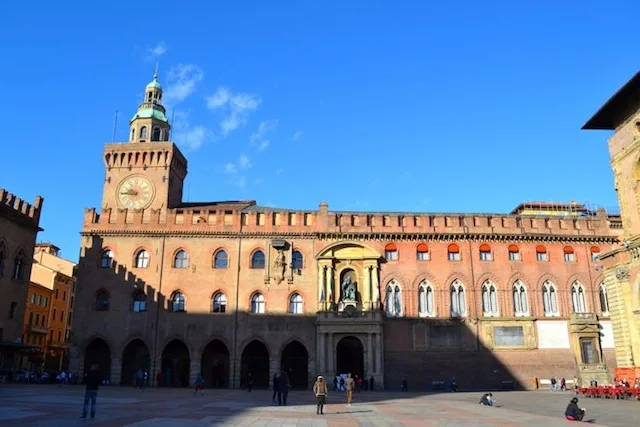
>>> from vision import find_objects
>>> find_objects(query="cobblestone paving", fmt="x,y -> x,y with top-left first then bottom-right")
0,385 -> 636,426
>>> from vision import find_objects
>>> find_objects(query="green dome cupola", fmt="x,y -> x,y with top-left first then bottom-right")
129,69 -> 171,143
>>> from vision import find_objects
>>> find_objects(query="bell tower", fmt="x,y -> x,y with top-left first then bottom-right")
101,71 -> 187,212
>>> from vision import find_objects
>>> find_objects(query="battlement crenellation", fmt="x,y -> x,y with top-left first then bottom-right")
82,201 -> 620,239
0,187 -> 44,226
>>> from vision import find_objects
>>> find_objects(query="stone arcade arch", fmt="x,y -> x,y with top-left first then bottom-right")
336,336 -> 364,379
240,340 -> 270,389
120,339 -> 151,386
161,339 -> 190,387
201,340 -> 230,388
280,340 -> 309,389
84,338 -> 111,382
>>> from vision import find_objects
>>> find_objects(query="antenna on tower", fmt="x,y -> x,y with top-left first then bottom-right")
112,110 -> 119,142
154,61 -> 159,79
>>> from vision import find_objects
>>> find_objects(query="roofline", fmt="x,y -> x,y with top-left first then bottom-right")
582,71 -> 640,130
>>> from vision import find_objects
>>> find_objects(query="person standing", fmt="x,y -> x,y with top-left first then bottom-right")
277,371 -> 290,406
313,376 -> 328,415
272,373 -> 279,403
194,373 -> 205,396
344,373 -> 355,406
81,365 -> 101,420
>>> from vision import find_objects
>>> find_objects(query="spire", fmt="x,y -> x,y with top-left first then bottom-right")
129,71 -> 170,143
154,61 -> 159,81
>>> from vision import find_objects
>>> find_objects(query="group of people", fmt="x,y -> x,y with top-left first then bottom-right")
312,373 -> 355,414
479,392 -> 587,422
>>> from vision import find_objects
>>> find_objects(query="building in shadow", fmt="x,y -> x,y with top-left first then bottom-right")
583,71 -> 640,385
0,188 -> 44,371
70,73 -> 621,390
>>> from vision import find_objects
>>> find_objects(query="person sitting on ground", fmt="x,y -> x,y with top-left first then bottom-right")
564,397 -> 586,421
479,392 -> 494,406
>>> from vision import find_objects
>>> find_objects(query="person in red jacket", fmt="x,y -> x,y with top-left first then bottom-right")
81,365 -> 101,420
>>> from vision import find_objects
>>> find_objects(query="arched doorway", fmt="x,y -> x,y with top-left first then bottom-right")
336,336 -> 364,378
120,339 -> 150,386
201,340 -> 230,388
240,340 -> 270,388
280,340 -> 309,389
161,339 -> 190,387
84,338 -> 111,383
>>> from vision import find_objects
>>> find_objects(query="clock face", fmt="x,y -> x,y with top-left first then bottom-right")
116,176 -> 155,209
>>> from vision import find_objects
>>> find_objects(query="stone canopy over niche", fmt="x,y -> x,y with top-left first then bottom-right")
316,241 -> 382,311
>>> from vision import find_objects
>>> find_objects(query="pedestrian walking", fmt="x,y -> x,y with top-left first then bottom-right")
80,365 -> 101,420
313,375 -> 328,415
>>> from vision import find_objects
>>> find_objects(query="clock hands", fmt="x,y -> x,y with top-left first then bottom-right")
120,188 -> 139,196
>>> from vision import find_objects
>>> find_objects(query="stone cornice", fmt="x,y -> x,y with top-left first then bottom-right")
80,229 -> 618,243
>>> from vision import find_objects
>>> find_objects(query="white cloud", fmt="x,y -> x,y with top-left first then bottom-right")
238,154 -> 251,169
293,130 -> 303,141
164,64 -> 204,104
224,163 -> 237,174
171,111 -> 212,151
276,168 -> 284,176
145,41 -> 167,60
258,140 -> 270,152
206,87 -> 261,135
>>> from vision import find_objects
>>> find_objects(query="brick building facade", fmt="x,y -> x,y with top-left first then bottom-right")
69,75 -> 622,390
21,282 -> 53,370
0,188 -> 43,371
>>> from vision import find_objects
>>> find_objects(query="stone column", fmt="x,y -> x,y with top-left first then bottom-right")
367,333 -> 373,375
318,264 -> 325,303
375,333 -> 382,373
363,265 -> 371,310
269,353 -> 280,383
110,357 -> 121,385
318,332 -> 325,374
327,333 -> 334,377
230,358 -> 241,388
326,266 -> 334,309
189,357 -> 201,387
372,267 -> 380,307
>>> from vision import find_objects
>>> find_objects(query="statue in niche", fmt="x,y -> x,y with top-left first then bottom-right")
341,271 -> 358,301
273,249 -> 286,283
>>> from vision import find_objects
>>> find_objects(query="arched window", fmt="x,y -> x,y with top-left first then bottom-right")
289,293 -> 303,314
536,245 -> 548,262
100,249 -> 113,268
12,251 -> 25,280
132,291 -> 147,312
384,243 -> 398,261
479,244 -> 493,261
481,280 -> 499,316
590,246 -> 601,262
152,127 -> 161,141
213,250 -> 228,269
513,281 -> 528,316
251,251 -> 265,269
571,282 -> 587,313
599,283 -> 609,315
508,244 -> 520,261
450,280 -> 466,317
542,281 -> 559,316
170,292 -> 186,312
416,243 -> 430,261
140,126 -> 148,138
251,293 -> 265,314
212,292 -> 227,313
563,246 -> 576,262
447,244 -> 461,261
418,281 -> 435,316
135,249 -> 149,268
292,250 -> 303,270
131,128 -> 136,141
95,290 -> 110,311
8,301 -> 17,319
173,250 -> 189,269
385,281 -> 402,317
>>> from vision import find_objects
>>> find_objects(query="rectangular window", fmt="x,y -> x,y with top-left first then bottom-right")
304,213 -> 312,226
241,213 -> 248,226
224,210 -> 233,225
55,289 -> 59,298
57,331 -> 62,342
448,252 -> 461,261
479,251 -> 492,261
31,294 -> 36,304
494,326 -> 525,347
53,308 -> 57,320
508,252 -> 520,261
60,310 -> 65,322
580,338 -> 598,364
536,252 -> 548,262
417,251 -> 430,261
63,292 -> 66,301
564,253 -> 575,262
429,325 -> 463,348
385,251 -> 398,261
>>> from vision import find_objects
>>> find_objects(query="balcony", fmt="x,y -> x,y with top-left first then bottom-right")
28,325 -> 48,334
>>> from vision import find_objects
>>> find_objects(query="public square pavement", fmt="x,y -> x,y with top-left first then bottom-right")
0,384 -> 637,426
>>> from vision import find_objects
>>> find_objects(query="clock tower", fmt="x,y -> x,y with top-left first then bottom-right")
101,72 -> 187,212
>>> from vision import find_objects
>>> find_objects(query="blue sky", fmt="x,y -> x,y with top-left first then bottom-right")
0,1 -> 636,260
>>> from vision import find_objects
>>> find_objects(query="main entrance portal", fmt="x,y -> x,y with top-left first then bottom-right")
336,336 -> 364,378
